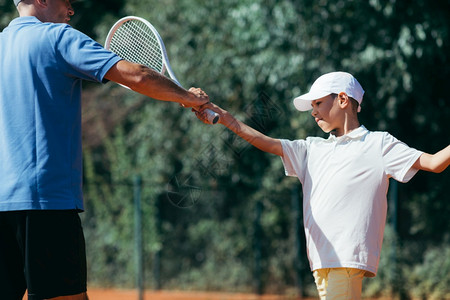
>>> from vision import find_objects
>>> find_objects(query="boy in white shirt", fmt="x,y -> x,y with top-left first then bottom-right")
194,72 -> 450,299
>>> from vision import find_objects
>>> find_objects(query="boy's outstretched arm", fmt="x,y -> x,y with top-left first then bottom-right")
195,103 -> 283,157
413,145 -> 450,173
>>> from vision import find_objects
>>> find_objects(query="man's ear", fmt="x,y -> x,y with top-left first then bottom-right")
36,0 -> 47,8
337,92 -> 350,109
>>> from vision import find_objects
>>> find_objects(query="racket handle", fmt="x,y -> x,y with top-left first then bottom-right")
204,108 -> 220,124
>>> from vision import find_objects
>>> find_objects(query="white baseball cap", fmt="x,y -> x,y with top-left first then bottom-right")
293,71 -> 365,112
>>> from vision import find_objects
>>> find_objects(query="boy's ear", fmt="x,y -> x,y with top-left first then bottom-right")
337,92 -> 350,109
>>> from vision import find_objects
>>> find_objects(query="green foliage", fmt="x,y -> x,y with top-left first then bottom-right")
408,243 -> 450,299
164,219 -> 253,291
364,229 -> 450,299
363,225 -> 399,297
80,0 -> 449,296
0,0 -> 18,29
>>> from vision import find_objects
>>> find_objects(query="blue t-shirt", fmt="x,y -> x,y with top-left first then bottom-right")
0,17 -> 122,211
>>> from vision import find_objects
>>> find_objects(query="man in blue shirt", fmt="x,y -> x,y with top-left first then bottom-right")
0,0 -> 209,299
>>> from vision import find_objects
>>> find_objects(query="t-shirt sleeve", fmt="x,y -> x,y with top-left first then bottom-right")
381,132 -> 423,183
280,139 -> 308,182
55,25 -> 122,83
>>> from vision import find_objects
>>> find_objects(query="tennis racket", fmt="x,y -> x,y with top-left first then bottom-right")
105,16 -> 219,124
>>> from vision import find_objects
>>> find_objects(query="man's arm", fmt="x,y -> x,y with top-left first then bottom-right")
104,60 -> 209,107
412,145 -> 450,173
195,103 -> 283,157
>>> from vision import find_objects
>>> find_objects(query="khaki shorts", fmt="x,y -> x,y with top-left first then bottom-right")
313,268 -> 366,300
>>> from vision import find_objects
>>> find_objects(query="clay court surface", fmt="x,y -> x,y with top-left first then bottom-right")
22,289 -> 390,299
85,290 -> 389,300
21,289 -> 312,300
87,289 -> 306,300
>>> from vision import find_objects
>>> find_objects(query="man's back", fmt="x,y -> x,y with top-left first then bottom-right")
0,16 -> 120,211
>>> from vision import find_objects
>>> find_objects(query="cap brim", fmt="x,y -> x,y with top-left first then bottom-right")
293,90 -> 331,111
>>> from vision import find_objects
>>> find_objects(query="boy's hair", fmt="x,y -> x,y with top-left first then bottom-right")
331,93 -> 360,114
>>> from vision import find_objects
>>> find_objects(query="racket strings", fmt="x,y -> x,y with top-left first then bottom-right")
110,20 -> 164,73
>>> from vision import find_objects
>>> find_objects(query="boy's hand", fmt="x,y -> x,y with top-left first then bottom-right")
193,102 -> 223,124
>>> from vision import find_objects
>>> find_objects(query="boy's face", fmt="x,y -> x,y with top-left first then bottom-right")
310,94 -> 342,133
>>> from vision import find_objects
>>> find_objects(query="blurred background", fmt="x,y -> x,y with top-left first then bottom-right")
1,0 -> 449,298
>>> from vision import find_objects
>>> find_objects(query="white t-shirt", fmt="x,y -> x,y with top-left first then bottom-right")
280,126 -> 423,276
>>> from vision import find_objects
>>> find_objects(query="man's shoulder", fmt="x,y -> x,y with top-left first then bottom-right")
11,16 -> 71,30
12,17 -> 76,43
40,21 -> 77,38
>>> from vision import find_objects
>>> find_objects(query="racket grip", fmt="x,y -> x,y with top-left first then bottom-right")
204,108 -> 220,124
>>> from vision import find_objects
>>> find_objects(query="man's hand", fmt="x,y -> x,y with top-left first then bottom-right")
184,87 -> 209,108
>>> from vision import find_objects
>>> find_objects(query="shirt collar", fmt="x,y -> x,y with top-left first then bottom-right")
10,16 -> 41,27
328,125 -> 368,142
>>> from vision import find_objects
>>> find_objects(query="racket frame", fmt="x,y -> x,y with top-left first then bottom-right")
105,16 -> 218,124
105,16 -> 180,85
